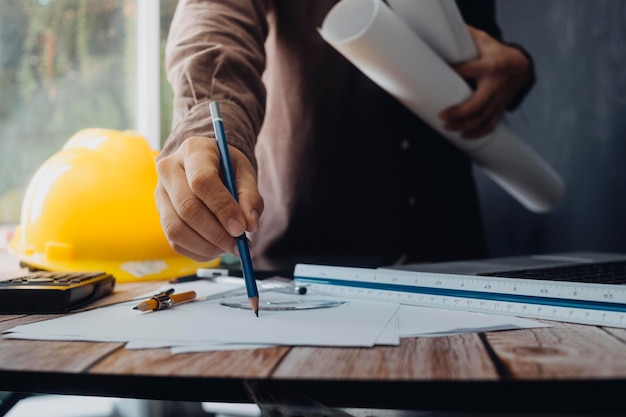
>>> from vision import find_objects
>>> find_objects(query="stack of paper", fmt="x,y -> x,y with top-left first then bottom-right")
3,279 -> 547,353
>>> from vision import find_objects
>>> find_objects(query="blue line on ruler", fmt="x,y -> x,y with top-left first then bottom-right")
295,276 -> 626,313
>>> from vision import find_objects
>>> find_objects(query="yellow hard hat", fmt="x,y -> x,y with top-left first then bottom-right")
9,128 -> 220,282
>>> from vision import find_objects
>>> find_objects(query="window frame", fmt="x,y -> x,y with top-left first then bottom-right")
136,0 -> 161,150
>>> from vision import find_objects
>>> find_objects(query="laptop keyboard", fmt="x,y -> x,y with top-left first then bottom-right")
477,260 -> 626,284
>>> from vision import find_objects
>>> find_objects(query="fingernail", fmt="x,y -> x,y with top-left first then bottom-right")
227,219 -> 245,237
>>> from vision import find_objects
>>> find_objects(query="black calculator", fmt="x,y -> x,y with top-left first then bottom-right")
0,271 -> 115,313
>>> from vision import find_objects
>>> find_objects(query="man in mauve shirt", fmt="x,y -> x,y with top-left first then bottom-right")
155,0 -> 535,274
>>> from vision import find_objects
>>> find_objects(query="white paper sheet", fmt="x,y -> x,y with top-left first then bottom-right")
319,0 -> 564,213
5,282 -> 399,348
398,305 -> 549,337
170,343 -> 277,354
3,280 -> 549,352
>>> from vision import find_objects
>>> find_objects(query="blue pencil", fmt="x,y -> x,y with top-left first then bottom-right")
209,101 -> 260,317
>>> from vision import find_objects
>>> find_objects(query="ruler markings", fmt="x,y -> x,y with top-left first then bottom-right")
293,264 -> 626,327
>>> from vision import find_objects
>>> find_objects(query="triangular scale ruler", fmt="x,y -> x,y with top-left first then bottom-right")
294,264 -> 626,328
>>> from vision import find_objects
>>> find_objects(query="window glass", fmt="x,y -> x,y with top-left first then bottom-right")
0,0 -> 138,224
160,0 -> 177,147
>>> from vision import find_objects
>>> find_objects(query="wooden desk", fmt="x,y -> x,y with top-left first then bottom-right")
1,232 -> 626,416
1,279 -> 626,415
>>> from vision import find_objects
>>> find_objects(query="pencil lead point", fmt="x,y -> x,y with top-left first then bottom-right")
249,296 -> 259,317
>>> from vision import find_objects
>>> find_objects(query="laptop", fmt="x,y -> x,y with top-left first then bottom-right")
389,251 -> 626,285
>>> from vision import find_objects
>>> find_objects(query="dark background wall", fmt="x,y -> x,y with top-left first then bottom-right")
475,0 -> 626,257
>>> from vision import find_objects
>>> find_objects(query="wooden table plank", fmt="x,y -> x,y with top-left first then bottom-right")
0,339 -> 123,372
272,334 -> 498,380
89,346 -> 291,378
484,321 -> 626,378
0,311 -> 123,373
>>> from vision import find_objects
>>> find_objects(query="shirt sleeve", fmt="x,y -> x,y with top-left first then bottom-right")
160,0 -> 270,170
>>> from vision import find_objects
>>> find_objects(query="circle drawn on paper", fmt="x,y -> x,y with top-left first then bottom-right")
220,298 -> 346,311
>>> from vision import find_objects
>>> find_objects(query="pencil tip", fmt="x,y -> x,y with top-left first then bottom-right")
249,296 -> 259,317
132,306 -> 138,310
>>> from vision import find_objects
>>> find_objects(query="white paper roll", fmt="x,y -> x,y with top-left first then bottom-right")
319,0 -> 564,213
387,0 -> 476,63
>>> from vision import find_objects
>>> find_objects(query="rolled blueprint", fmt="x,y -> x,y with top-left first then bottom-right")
387,0 -> 476,63
319,0 -> 564,213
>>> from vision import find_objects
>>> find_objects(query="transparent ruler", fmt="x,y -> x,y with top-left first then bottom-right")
293,263 -> 626,328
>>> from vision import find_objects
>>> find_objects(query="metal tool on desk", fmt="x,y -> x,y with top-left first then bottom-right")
133,289 -> 197,312
180,278 -> 329,311
194,277 -> 307,302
